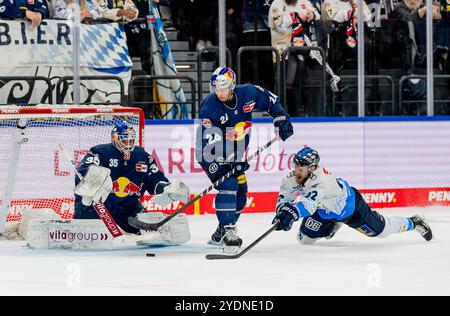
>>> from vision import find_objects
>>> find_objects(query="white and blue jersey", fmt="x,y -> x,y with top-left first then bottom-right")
277,167 -> 356,221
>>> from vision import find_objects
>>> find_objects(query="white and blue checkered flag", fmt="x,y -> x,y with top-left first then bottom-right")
79,23 -> 132,69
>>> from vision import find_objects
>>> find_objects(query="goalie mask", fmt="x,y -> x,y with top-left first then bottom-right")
112,121 -> 136,160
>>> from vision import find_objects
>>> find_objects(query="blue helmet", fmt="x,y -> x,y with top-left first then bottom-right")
294,147 -> 320,168
111,121 -> 136,156
209,67 -> 236,94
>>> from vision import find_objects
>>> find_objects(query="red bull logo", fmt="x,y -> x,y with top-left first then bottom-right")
112,177 -> 142,198
225,121 -> 253,141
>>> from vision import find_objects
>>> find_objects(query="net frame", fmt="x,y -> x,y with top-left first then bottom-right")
0,105 -> 145,230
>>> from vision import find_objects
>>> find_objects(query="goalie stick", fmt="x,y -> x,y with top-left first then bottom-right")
59,144 -> 161,243
58,144 -> 125,239
205,220 -> 280,260
128,137 -> 279,231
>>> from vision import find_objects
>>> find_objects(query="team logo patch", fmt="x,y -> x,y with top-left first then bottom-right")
209,163 -> 219,174
243,101 -> 256,113
112,177 -> 142,198
356,225 -> 376,237
305,217 -> 322,232
346,36 -> 357,48
225,121 -> 253,141
136,163 -> 148,173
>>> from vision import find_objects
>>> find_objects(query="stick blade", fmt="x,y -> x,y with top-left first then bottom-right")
205,253 -> 240,260
128,216 -> 159,231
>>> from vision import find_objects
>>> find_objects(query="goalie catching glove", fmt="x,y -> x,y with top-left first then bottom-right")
150,179 -> 190,207
74,165 -> 113,206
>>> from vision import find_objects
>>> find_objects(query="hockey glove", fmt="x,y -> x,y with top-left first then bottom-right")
205,161 -> 232,183
150,179 -> 190,207
234,161 -> 250,173
273,203 -> 300,231
274,116 -> 294,141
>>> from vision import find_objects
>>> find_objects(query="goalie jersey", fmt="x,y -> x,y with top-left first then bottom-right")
75,144 -> 169,221
277,167 -> 356,221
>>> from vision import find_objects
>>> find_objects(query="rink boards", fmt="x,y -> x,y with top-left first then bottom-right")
3,117 -> 450,221
143,117 -> 450,213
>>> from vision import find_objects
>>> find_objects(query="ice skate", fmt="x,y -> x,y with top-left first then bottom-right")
410,215 -> 433,241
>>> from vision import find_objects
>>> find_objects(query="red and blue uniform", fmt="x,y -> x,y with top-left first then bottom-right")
196,83 -> 292,228
74,144 -> 169,234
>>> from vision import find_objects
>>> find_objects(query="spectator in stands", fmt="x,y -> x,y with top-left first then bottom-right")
169,0 -> 195,44
124,0 -> 171,76
49,0 -> 100,21
269,0 -> 324,116
240,0 -> 274,91
0,0 -> 49,27
192,0 -> 216,51
226,0 -> 244,65
322,0 -> 372,68
155,0 -> 174,30
93,0 -> 138,22
395,0 -> 448,71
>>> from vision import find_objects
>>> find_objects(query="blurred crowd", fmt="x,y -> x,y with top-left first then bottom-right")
1,0 -> 449,116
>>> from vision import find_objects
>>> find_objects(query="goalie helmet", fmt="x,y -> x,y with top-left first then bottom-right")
111,121 -> 136,159
294,146 -> 320,168
209,67 -> 236,95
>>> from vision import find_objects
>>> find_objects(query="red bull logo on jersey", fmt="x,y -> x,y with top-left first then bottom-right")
225,121 -> 253,141
112,177 -> 142,198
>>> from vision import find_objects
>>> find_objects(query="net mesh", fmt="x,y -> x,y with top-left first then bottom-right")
0,106 -> 143,226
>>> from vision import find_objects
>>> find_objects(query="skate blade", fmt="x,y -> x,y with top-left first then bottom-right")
207,240 -> 222,246
222,245 -> 239,255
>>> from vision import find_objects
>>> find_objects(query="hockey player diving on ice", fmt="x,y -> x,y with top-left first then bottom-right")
196,66 -> 294,253
273,146 -> 433,243
73,121 -> 191,245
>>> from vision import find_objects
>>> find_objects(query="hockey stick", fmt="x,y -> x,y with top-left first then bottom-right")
205,220 -> 280,260
128,137 -> 279,231
58,144 -> 124,239
303,34 -> 341,92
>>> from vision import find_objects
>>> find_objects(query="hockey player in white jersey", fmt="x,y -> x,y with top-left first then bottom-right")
273,146 -> 433,243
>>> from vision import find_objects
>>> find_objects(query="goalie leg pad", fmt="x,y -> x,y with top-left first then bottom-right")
136,212 -> 191,246
19,208 -> 61,240
26,219 -> 114,250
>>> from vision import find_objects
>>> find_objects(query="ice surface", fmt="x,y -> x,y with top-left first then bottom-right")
0,207 -> 449,296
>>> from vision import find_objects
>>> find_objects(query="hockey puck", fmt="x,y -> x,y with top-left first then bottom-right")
146,253 -> 156,257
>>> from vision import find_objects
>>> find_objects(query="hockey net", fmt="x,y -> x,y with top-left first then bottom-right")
0,105 -> 144,235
